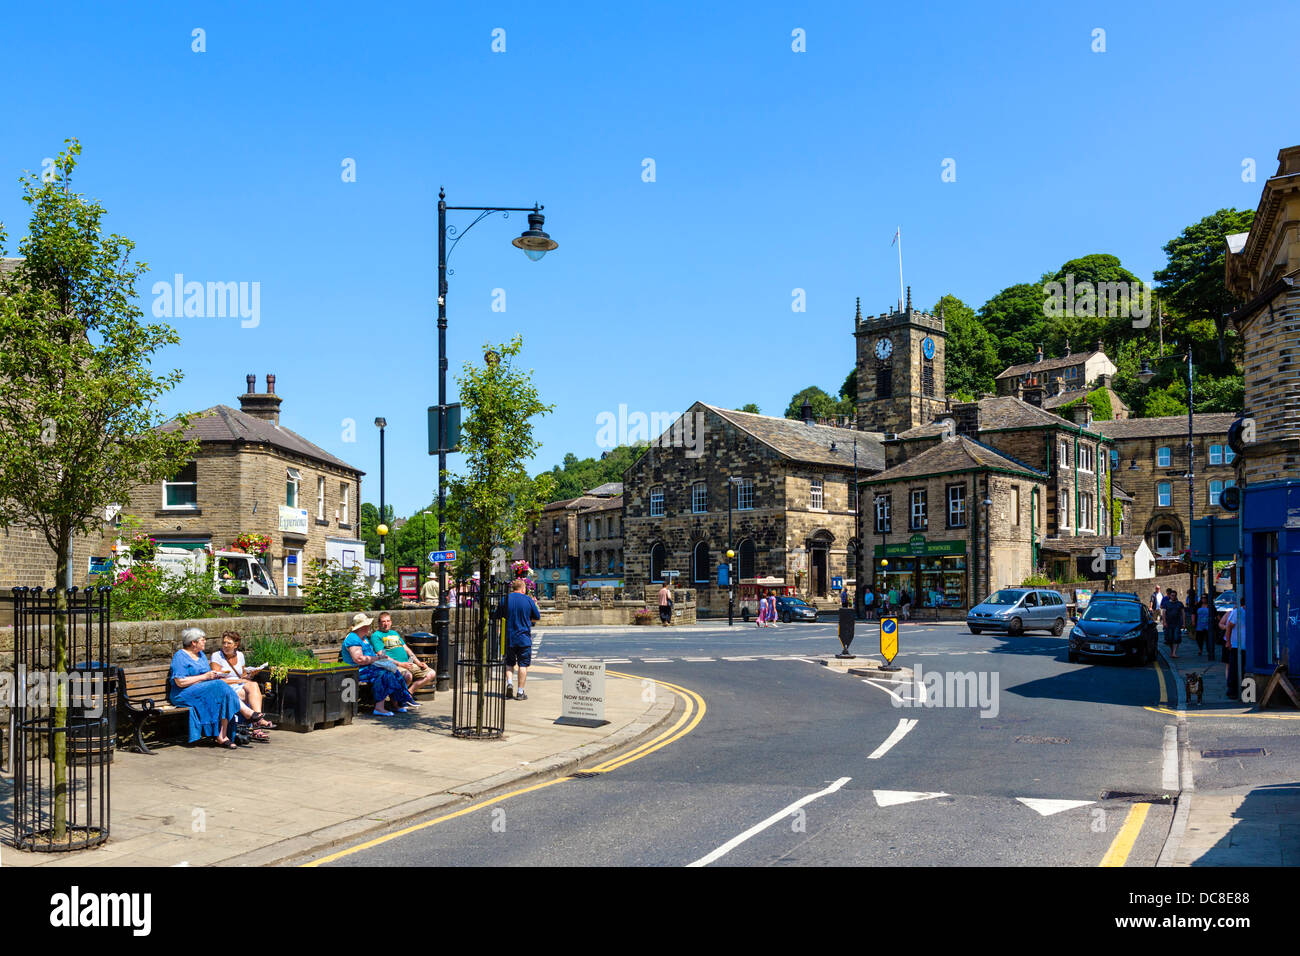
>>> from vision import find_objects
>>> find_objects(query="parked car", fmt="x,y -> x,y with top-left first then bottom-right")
1068,598 -> 1159,665
967,588 -> 1069,636
1087,591 -> 1141,605
119,546 -> 279,596
1214,590 -> 1236,613
774,596 -> 819,623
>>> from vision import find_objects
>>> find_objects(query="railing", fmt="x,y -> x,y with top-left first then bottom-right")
450,582 -> 507,739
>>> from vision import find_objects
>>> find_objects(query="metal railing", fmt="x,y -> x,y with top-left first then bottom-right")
451,583 -> 507,738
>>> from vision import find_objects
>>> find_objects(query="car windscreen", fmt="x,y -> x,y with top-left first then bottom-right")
1082,602 -> 1141,624
783,598 -> 808,606
984,590 -> 1025,606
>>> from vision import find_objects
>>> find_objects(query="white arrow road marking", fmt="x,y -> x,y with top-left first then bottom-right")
868,718 -> 919,759
861,679 -> 908,704
1016,797 -> 1095,816
687,777 -> 852,867
873,789 -> 949,807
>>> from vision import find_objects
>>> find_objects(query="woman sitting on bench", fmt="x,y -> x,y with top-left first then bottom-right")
343,613 -> 416,717
210,631 -> 274,740
170,627 -> 262,749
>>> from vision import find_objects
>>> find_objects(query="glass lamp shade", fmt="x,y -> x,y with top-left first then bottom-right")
512,211 -> 557,261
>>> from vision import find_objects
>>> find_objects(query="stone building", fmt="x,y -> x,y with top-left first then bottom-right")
854,292 -> 948,435
113,375 -> 364,597
522,482 -> 621,597
623,402 -> 883,615
995,342 -> 1119,399
577,487 -> 624,589
1224,143 -> 1300,682
1091,414 -> 1237,557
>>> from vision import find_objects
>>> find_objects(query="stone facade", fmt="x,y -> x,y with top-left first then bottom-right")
577,493 -> 624,584
1092,415 -> 1237,556
522,483 -> 622,596
623,403 -> 880,614
996,343 -> 1118,398
110,375 -> 363,597
854,292 -> 948,436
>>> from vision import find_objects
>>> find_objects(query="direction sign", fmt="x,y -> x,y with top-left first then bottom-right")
427,549 -> 457,563
880,617 -> 899,665
1104,546 -> 1122,561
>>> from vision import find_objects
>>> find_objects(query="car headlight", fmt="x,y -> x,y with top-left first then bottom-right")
1124,627 -> 1142,640
1070,627 -> 1086,640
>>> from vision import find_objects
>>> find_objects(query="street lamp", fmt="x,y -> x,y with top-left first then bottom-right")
375,417 -> 387,581
436,189 -> 556,692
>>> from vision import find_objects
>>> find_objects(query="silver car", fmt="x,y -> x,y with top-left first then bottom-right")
967,588 -> 1069,636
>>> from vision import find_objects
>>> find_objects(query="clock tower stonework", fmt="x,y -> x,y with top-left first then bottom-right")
853,288 -> 947,435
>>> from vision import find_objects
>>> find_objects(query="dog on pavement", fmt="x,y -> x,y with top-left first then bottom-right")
1184,670 -> 1205,706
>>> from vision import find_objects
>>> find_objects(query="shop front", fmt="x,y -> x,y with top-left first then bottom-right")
873,535 -> 968,609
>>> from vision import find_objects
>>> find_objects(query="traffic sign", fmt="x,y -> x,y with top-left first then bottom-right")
428,549 -> 457,563
1104,546 -> 1122,561
880,616 -> 899,665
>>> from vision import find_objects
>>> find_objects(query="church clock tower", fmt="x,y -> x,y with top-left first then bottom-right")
853,288 -> 947,435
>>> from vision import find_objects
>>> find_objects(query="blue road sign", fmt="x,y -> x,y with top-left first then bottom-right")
428,549 -> 457,563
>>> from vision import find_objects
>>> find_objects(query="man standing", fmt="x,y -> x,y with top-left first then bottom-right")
420,575 -> 440,605
1222,594 -> 1244,700
658,579 -> 673,626
1150,585 -> 1164,614
1161,588 -> 1185,660
368,611 -> 434,698
505,578 -> 540,701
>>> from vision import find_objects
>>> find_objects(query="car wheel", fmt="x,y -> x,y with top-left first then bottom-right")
782,610 -> 791,623
1052,618 -> 1065,636
968,626 -> 982,635
1007,617 -> 1024,636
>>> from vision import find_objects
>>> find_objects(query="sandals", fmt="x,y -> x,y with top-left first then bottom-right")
248,728 -> 271,743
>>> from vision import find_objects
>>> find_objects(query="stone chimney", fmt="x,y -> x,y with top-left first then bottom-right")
800,398 -> 814,425
1022,381 -> 1044,406
239,373 -> 283,424
1068,401 -> 1093,427
1063,338 -> 1072,357
1035,345 -> 1044,363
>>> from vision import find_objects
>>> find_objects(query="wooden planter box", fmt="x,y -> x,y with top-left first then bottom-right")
266,665 -> 358,732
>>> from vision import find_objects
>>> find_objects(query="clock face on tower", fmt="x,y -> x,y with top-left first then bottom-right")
874,337 -> 894,361
922,336 -> 936,360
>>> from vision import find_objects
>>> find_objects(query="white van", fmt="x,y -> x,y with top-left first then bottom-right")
123,546 -> 279,596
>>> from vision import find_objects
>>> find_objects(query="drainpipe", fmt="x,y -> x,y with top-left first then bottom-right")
1073,432 -> 1080,537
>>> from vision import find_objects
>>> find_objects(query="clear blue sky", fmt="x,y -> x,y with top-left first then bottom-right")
2,1 -> 1293,515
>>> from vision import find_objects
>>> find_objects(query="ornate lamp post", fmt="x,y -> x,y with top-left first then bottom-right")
374,417 -> 387,581
435,190 -> 556,691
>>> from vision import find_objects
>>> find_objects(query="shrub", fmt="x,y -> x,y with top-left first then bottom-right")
302,559 -> 370,613
109,560 -> 241,622
242,633 -> 346,683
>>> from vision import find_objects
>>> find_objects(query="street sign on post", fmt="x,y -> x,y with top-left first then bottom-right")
717,563 -> 729,587
880,617 -> 900,670
428,549 -> 457,563
427,403 -> 463,455
1104,546 -> 1123,561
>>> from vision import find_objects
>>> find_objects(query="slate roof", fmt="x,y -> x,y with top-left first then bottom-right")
585,481 -> 623,497
581,495 -> 623,513
163,404 -> 363,474
893,396 -> 1105,441
1091,413 -> 1236,439
1111,485 -> 1135,502
864,436 -> 1047,484
702,404 -> 885,471
1042,386 -> 1129,417
996,350 -> 1104,380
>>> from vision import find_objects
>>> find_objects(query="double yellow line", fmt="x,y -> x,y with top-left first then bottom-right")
302,672 -> 705,867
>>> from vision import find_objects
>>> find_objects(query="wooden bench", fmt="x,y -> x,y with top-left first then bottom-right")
116,663 -> 190,755
317,643 -> 437,701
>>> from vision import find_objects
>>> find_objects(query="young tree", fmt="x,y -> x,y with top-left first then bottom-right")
0,141 -> 196,840
449,335 -> 554,733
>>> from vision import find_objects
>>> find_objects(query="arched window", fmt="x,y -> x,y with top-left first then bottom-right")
739,539 -> 757,580
650,543 -> 666,582
846,537 -> 858,585
692,540 -> 710,584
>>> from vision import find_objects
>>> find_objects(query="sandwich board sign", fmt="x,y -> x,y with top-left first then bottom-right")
556,659 -> 608,728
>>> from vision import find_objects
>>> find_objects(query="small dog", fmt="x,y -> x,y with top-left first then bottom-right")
1185,671 -> 1205,706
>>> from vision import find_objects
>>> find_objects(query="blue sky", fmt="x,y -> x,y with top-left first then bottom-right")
2,1 -> 1293,515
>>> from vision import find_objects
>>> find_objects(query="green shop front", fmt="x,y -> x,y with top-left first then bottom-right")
873,535 -> 968,609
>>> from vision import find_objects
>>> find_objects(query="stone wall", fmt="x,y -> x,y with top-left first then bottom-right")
1106,430 -> 1235,549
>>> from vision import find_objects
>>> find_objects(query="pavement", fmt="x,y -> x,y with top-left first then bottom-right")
0,662 -> 675,867
1155,638 -> 1300,866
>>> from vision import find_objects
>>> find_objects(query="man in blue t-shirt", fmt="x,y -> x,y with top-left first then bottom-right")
505,578 -> 540,701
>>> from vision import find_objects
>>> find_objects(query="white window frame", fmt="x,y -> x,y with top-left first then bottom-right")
947,485 -> 966,528
737,478 -> 755,511
1078,446 -> 1093,473
1155,530 -> 1174,553
875,494 -> 891,533
317,477 -> 326,520
340,483 -> 349,524
286,467 -> 301,507
1209,445 -> 1223,466
692,482 -> 708,514
810,477 -> 824,510
1209,480 -> 1223,506
1157,447 -> 1171,468
1059,440 -> 1069,471
1157,481 -> 1172,507
1059,494 -> 1069,529
1079,492 -> 1094,531
910,489 -> 927,531
650,487 -> 665,517
162,461 -> 199,510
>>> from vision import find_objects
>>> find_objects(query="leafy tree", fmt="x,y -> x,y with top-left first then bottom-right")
449,336 -> 555,733
839,369 -> 857,406
0,141 -> 196,841
739,402 -> 761,414
1141,382 -> 1188,417
977,280 -> 1051,368
1154,208 -> 1255,367
1044,254 -> 1147,355
785,385 -> 838,420
934,294 -> 999,399
300,558 -> 369,613
358,501 -> 395,558
541,444 -> 644,502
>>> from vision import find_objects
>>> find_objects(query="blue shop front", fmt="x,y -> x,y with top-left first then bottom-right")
1241,480 -> 1300,679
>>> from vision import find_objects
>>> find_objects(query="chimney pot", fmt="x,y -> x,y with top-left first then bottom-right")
266,374 -> 276,394
246,374 -> 256,394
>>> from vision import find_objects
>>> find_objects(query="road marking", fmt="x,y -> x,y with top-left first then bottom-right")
683,657 -> 715,662
687,777 -> 852,867
868,718 -> 919,759
302,671 -> 706,867
1099,802 -> 1151,867
1162,725 -> 1179,790
1016,797 -> 1095,816
723,656 -> 756,661
874,789 -> 948,807
1155,661 -> 1168,704
1144,704 -> 1300,719
602,659 -> 631,663
641,658 -> 672,663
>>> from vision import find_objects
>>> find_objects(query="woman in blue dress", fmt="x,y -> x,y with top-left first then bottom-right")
170,627 -> 258,748
343,613 -> 415,716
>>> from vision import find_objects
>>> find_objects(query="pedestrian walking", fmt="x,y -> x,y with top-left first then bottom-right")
1150,585 -> 1163,613
1161,588 -> 1185,659
756,591 -> 768,627
658,580 -> 673,626
900,588 -> 912,621
1222,595 -> 1243,698
840,587 -> 850,609
504,578 -> 540,700
863,586 -> 875,621
1194,594 -> 1212,658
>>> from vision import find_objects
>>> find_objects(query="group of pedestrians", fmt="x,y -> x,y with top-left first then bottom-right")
755,589 -> 782,627
1150,583 -> 1245,699
860,584 -> 911,620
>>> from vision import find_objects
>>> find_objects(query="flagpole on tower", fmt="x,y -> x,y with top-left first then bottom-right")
893,226 -> 904,311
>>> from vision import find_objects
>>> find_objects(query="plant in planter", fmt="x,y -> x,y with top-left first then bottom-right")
230,532 -> 273,561
243,634 -> 358,731
633,607 -> 655,625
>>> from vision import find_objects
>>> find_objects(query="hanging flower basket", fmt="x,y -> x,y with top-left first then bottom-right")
512,559 -> 532,579
129,532 -> 157,563
231,532 -> 273,560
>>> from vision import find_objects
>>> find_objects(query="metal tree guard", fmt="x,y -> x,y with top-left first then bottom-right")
10,585 -> 113,852
451,581 -> 507,738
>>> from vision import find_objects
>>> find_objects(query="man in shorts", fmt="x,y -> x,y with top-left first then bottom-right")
368,611 -> 435,699
505,578 -> 540,700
